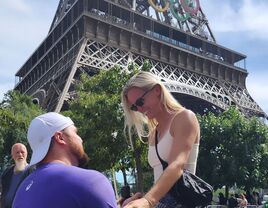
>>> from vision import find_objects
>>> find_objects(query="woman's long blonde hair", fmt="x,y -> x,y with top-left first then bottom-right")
121,71 -> 183,146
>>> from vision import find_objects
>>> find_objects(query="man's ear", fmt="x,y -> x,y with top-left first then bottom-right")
53,132 -> 66,145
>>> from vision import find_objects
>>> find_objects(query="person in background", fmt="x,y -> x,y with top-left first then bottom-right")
0,143 -> 29,208
121,71 -> 200,208
228,193 -> 238,208
218,192 -> 227,206
117,185 -> 131,207
245,190 -> 253,205
239,193 -> 248,208
13,112 -> 117,208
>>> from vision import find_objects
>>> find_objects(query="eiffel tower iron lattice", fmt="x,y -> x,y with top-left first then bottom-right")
14,0 -> 267,119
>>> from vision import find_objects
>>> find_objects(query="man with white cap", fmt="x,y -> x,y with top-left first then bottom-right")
12,112 -> 117,208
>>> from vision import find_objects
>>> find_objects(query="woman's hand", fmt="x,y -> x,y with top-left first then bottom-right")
123,197 -> 153,208
122,192 -> 143,207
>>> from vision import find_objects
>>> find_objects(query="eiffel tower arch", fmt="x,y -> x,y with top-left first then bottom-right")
14,0 -> 267,118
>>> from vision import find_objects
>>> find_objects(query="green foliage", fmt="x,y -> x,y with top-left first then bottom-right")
64,63 -> 153,190
65,66 -> 138,172
0,90 -> 44,171
197,106 -> 268,191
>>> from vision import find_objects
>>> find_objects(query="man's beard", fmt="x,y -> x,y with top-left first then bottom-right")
69,141 -> 89,168
78,153 -> 90,168
14,160 -> 27,172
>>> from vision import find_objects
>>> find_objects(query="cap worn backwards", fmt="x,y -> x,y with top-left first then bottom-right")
27,112 -> 74,166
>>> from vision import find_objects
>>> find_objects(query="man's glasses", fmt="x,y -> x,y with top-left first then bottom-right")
130,88 -> 152,111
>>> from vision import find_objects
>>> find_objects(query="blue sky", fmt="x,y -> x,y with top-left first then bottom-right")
201,0 -> 268,117
0,0 -> 267,117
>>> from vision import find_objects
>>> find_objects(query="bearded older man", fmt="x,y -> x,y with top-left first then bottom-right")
1,143 -> 29,208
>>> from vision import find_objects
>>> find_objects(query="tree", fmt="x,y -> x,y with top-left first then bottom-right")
66,66 -> 131,170
0,90 -> 44,172
65,65 -> 151,191
197,106 -> 268,196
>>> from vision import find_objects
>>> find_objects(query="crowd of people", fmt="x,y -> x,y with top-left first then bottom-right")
218,191 -> 264,208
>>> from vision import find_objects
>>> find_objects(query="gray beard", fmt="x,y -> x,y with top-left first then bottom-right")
14,160 -> 28,172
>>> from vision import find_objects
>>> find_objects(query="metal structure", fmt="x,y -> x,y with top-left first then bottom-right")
14,0 -> 267,118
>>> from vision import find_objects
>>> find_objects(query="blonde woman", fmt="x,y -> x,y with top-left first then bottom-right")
121,71 -> 200,208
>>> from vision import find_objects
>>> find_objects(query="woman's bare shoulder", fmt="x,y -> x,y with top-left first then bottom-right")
173,109 -> 197,123
170,109 -> 199,136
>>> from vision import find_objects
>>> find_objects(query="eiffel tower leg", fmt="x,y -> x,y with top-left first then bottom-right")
55,39 -> 88,112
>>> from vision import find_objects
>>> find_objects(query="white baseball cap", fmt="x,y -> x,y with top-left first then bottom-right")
27,112 -> 74,166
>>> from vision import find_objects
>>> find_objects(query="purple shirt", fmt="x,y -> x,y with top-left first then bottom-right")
12,163 -> 117,208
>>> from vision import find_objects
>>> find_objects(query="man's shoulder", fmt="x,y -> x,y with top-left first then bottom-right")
41,163 -> 107,180
62,166 -> 112,188
67,166 -> 109,180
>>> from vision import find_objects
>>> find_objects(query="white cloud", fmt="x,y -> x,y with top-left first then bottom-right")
0,0 -> 32,13
0,1 -> 58,101
200,0 -> 268,117
202,0 -> 268,40
0,82 -> 14,100
247,71 -> 268,117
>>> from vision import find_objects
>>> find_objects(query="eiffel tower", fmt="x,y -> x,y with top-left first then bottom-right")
14,0 -> 267,118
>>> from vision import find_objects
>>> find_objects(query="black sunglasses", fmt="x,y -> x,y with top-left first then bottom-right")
130,88 -> 152,111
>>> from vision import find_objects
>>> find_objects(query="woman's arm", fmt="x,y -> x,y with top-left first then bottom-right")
124,110 -> 199,207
